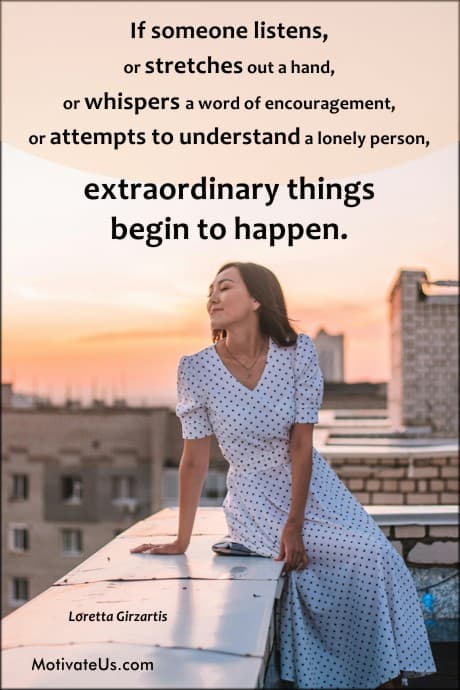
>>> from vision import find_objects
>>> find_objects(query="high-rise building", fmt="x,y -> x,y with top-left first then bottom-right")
314,328 -> 345,382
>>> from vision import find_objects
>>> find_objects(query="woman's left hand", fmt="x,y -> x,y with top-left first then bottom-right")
274,520 -> 308,573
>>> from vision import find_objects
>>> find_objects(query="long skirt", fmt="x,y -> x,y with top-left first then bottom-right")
223,450 -> 437,688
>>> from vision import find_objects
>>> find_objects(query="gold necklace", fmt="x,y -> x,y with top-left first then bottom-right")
223,339 -> 269,378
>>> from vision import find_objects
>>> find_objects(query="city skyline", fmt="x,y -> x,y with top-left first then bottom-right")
2,323 -> 349,408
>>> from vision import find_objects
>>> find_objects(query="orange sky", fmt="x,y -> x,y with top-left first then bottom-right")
2,2 -> 458,405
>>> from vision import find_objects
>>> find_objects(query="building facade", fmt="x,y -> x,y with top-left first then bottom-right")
1,401 -> 225,616
388,270 -> 459,436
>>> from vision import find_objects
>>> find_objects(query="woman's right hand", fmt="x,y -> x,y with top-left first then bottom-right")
130,539 -> 187,555
130,438 -> 210,558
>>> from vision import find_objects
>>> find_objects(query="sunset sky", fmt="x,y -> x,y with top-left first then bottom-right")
2,2 -> 458,405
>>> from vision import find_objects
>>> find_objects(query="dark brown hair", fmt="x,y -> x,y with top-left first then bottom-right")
211,262 -> 298,347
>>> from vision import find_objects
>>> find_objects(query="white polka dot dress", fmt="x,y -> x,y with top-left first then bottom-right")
176,333 -> 437,689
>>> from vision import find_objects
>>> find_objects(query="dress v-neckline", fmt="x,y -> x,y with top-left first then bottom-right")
211,337 -> 272,393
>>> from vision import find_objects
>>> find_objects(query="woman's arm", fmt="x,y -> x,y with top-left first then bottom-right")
287,423 -> 314,526
275,423 -> 314,572
176,436 -> 211,549
130,436 -> 211,555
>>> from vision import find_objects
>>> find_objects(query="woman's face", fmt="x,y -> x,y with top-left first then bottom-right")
207,266 -> 260,330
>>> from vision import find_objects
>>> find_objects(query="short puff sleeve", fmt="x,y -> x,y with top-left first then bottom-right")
176,356 -> 213,439
294,334 -> 324,424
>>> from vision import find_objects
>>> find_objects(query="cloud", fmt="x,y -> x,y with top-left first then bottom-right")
73,325 -> 205,344
291,300 -> 385,325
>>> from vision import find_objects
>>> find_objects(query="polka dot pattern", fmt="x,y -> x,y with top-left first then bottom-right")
176,333 -> 436,688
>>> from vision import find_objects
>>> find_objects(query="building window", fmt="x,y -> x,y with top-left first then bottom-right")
62,529 -> 82,555
9,525 -> 30,552
11,577 -> 29,606
11,474 -> 29,500
62,476 -> 83,504
111,475 -> 135,500
111,476 -> 138,513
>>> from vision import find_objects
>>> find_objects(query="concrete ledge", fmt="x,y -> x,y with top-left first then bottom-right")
320,444 -> 458,459
366,505 -> 459,526
2,508 -> 284,689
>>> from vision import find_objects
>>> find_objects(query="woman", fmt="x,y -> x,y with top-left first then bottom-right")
131,262 -> 436,689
